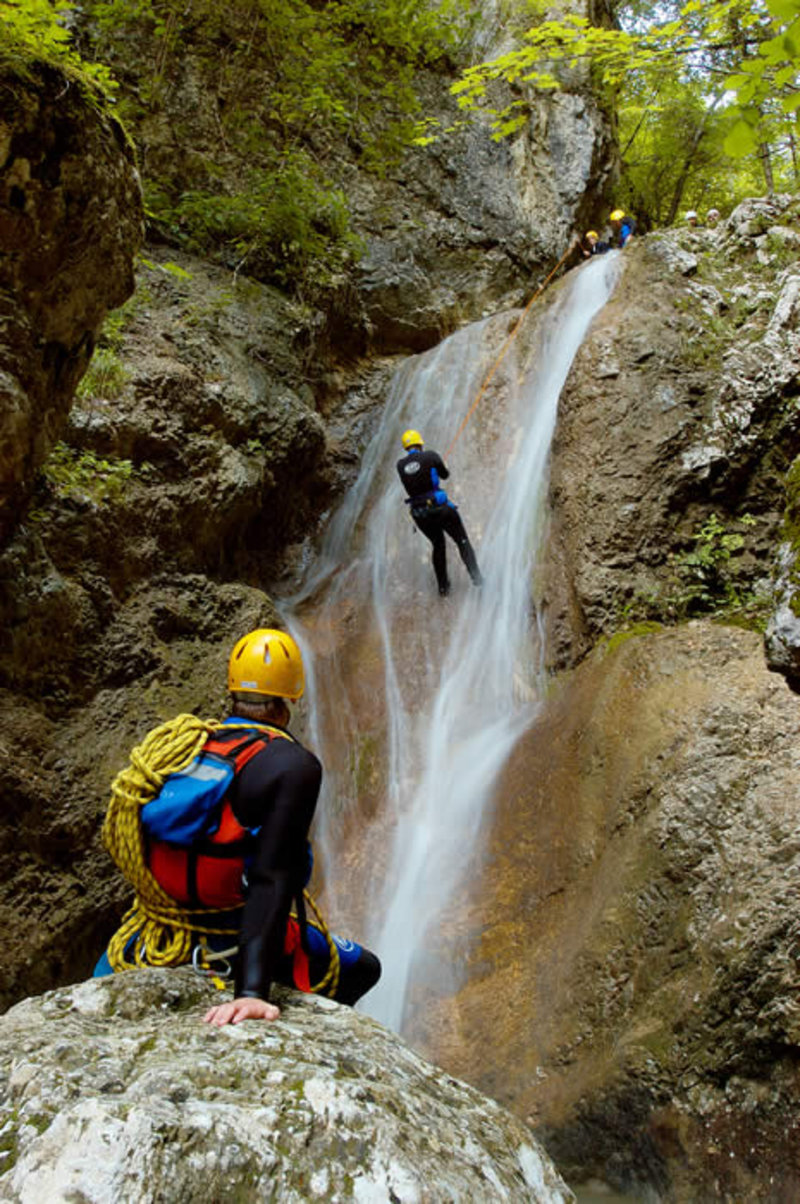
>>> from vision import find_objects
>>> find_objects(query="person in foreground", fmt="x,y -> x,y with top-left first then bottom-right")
96,628 -> 380,1026
397,428 -> 483,596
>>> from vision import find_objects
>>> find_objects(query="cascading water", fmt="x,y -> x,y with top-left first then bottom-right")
286,253 -> 621,1036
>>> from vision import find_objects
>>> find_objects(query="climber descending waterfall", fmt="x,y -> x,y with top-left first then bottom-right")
396,429 -> 483,597
288,253 -> 621,1036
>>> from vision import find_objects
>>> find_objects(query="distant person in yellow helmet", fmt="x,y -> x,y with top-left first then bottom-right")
397,429 -> 483,596
609,208 -> 636,248
581,229 -> 611,258
95,627 -> 381,1025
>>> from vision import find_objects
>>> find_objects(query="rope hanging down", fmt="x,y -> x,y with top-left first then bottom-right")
445,240 -> 577,460
102,713 -> 339,997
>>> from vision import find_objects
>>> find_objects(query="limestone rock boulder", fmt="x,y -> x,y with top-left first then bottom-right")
0,59 -> 143,542
0,968 -> 572,1203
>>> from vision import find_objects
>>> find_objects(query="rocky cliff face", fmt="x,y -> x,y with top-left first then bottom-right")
349,77 -> 614,352
85,4 -> 615,356
0,968 -> 572,1203
538,194 -> 800,673
423,622 -> 800,1201
0,59 -> 143,543
397,198 -> 800,1200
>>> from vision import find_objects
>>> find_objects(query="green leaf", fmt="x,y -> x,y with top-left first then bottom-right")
766,0 -> 800,19
724,119 -> 758,157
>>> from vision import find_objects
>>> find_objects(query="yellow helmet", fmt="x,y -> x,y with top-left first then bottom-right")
228,628 -> 304,700
586,230 -> 599,240
610,208 -> 625,221
402,429 -> 423,450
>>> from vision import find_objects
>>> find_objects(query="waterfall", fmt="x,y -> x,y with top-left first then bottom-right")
287,253 -> 621,1035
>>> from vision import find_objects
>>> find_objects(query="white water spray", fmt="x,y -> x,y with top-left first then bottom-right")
288,254 -> 620,1034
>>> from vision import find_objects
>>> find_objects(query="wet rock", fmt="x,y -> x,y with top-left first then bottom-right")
0,968 -> 572,1203
0,59 -> 143,543
540,198 -> 800,671
426,623 -> 800,1201
765,456 -> 800,684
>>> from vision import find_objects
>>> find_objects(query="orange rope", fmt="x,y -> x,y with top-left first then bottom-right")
444,240 -> 578,460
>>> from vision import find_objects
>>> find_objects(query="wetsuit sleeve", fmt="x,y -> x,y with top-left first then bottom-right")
228,739 -> 322,1001
431,452 -> 450,480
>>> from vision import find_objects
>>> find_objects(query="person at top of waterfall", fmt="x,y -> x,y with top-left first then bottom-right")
581,230 -> 611,258
706,207 -> 721,228
95,627 -> 381,1026
397,429 -> 483,597
609,208 -> 636,248
685,209 -> 699,227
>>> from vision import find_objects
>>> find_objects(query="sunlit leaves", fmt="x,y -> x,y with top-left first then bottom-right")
724,116 -> 760,155
452,0 -> 800,153
0,0 -> 117,93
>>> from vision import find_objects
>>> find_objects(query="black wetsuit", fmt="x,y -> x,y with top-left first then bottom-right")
222,730 -> 380,1005
396,448 -> 482,594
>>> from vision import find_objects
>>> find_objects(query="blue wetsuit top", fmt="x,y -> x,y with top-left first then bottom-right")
618,217 -> 636,247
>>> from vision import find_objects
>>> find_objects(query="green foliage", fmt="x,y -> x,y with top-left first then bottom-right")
73,0 -> 476,295
452,0 -> 800,220
40,443 -> 135,505
172,154 -> 362,291
77,305 -> 131,401
138,256 -> 193,280
76,348 -> 129,400
0,0 -> 116,95
669,512 -> 758,616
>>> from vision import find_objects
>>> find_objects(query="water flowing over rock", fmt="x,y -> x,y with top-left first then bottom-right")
0,968 -> 572,1203
0,59 -> 143,543
3,26 -> 800,1198
425,622 -> 800,1200
539,194 -> 800,674
289,255 -> 622,1035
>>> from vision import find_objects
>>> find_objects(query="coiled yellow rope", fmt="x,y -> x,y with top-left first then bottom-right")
102,713 -> 340,996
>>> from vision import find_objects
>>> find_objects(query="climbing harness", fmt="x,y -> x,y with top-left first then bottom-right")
192,939 -> 236,991
102,713 -> 340,997
444,239 -> 578,460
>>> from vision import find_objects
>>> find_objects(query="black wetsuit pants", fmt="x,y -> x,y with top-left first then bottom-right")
412,505 -> 482,593
277,941 -> 382,1006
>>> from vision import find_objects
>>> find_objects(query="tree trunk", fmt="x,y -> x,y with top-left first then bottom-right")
759,139 -> 775,195
664,103 -> 718,225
